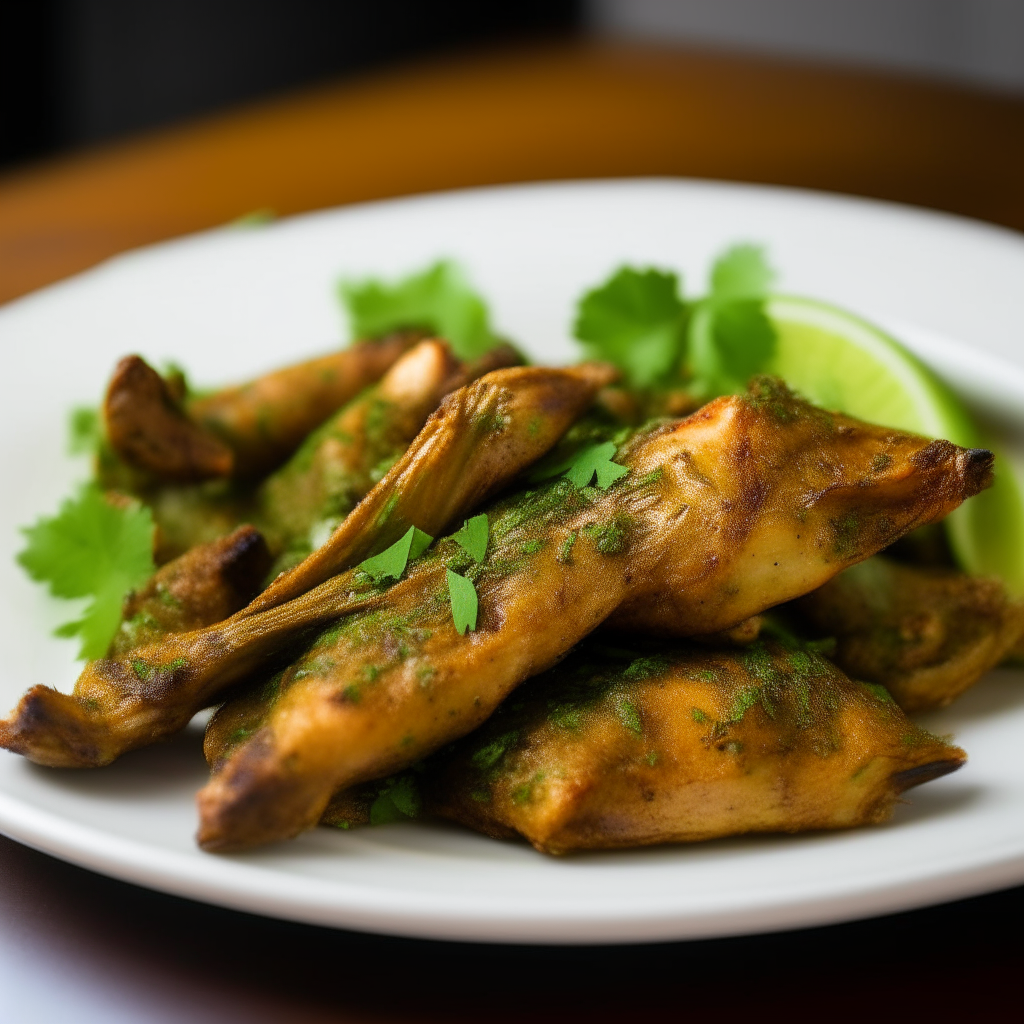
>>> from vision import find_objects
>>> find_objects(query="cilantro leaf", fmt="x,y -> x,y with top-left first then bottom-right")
571,244 -> 779,397
446,569 -> 478,635
688,243 -> 778,396
452,514 -> 488,563
572,267 -> 687,387
709,244 -> 775,300
338,260 -> 497,360
408,526 -> 433,560
359,525 -> 433,582
563,442 -> 628,489
529,442 -> 628,490
17,486 -> 156,660
689,298 -> 777,395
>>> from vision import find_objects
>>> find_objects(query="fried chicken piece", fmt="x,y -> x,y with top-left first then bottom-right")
104,356 -> 235,483
104,332 -> 418,483
245,362 -> 616,614
797,556 -> 1024,711
197,378 -> 990,850
416,640 -> 965,853
0,364 -> 615,768
108,526 -> 271,657
190,332 -> 422,479
111,341 -> 517,564
257,340 -> 520,572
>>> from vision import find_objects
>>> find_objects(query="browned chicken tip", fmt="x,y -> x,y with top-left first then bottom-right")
188,331 -> 421,478
196,378 -> 990,850
0,526 -> 270,769
104,355 -> 234,483
103,331 -> 420,483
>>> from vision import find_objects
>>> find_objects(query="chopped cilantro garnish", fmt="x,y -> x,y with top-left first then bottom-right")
358,525 -> 433,583
565,442 -> 629,489
338,260 -> 499,360
446,569 -> 478,635
452,514 -> 489,563
17,485 -> 156,660
573,244 -> 778,398
534,442 -> 629,490
573,267 -> 686,387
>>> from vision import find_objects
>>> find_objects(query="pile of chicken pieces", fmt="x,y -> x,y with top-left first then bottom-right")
2,332 -> 1019,855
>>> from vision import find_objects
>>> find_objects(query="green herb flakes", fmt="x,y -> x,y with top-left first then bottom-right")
533,442 -> 628,491
369,773 -> 422,825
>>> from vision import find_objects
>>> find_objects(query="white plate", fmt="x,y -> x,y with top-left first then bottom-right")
2,179 -> 1024,945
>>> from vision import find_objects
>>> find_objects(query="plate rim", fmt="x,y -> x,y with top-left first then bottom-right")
3,175 -> 1024,944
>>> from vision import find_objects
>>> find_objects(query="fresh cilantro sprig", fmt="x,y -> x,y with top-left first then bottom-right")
358,525 -> 433,582
688,244 -> 777,396
338,260 -> 500,360
572,244 -> 778,397
17,485 -> 156,660
573,267 -> 686,388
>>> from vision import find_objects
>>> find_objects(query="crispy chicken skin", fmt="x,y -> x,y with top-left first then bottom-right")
112,341 -> 516,564
797,556 -> 1024,711
104,333 -> 417,483
189,332 -> 420,479
0,364 -> 614,769
417,640 -> 965,853
196,380 -> 990,850
245,362 -> 617,614
257,340 -> 519,572
107,526 -> 271,657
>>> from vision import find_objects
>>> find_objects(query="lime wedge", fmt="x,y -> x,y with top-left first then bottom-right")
764,296 -> 1024,595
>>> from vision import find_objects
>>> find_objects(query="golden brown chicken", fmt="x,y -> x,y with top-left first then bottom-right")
196,378 -> 990,851
104,332 -> 418,482
256,340 -> 519,572
108,525 -> 271,657
797,556 -> 1024,711
101,341 -> 518,667
0,363 -> 615,769
412,638 -> 966,852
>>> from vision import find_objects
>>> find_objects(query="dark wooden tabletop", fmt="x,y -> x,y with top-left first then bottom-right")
1,40 -> 1023,1021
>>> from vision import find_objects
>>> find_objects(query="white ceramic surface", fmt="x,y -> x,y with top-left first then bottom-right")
1,179 -> 1023,944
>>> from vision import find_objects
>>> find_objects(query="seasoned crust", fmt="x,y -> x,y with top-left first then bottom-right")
104,355 -> 234,483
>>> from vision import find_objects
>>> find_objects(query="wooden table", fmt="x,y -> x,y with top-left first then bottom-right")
1,40 -> 1022,1021
4,40 -> 1024,306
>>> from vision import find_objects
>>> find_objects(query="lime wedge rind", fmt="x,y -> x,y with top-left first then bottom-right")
763,295 -> 1024,596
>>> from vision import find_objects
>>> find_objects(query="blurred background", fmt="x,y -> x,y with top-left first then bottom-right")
4,0 -> 1024,172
